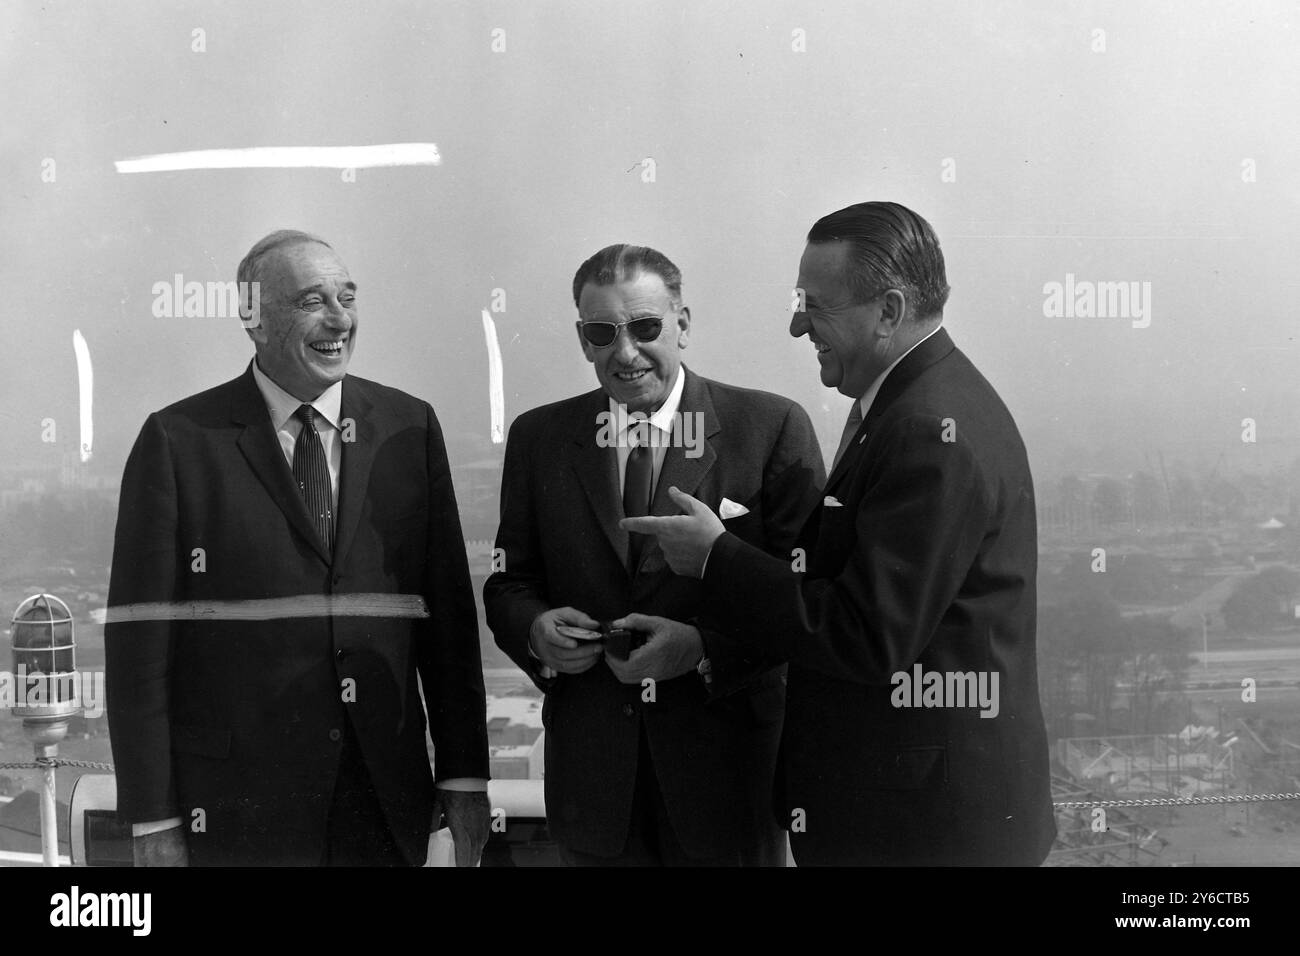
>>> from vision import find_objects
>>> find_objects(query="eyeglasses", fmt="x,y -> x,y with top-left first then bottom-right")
580,316 -> 665,348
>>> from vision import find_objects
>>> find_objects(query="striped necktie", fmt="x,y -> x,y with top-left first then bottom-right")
623,426 -> 653,572
293,404 -> 335,557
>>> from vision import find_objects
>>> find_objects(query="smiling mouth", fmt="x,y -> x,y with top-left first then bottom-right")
310,337 -> 347,356
614,368 -> 651,382
812,341 -> 831,354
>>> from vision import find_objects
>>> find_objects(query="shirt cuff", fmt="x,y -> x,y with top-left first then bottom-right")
132,818 -> 183,837
700,538 -> 718,578
526,639 -> 557,680
436,777 -> 489,792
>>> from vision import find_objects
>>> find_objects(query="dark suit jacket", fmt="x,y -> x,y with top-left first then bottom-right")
704,329 -> 1056,865
105,363 -> 488,866
483,367 -> 824,859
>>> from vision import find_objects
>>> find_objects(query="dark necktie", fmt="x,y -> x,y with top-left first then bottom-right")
623,429 -> 653,572
831,401 -> 864,472
293,404 -> 335,557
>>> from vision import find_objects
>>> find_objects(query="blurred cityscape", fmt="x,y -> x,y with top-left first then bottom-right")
3,437 -> 1300,864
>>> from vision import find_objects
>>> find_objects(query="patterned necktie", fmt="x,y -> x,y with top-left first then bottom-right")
293,404 -> 335,557
831,401 -> 864,472
623,427 -> 653,572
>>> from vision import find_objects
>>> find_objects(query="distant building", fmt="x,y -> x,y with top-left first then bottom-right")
486,696 -> 544,780
490,739 -> 544,781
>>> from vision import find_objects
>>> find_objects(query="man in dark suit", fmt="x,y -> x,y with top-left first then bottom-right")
105,230 -> 490,866
625,203 -> 1057,865
483,244 -> 823,865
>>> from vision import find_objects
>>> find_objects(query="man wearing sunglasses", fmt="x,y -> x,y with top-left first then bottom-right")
484,244 -> 824,866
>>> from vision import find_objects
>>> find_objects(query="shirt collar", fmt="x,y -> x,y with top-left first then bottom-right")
251,358 -> 344,432
857,325 -> 942,419
608,365 -> 686,439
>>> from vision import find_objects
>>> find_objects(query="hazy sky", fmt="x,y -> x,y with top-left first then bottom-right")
3,0 -> 1298,489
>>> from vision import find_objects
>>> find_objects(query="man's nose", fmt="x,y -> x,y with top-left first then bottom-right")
324,298 -> 353,328
612,325 -> 640,362
789,308 -> 810,338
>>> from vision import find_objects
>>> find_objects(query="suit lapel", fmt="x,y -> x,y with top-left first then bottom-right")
333,378 -> 378,571
822,327 -> 956,496
231,364 -> 333,566
569,389 -> 629,568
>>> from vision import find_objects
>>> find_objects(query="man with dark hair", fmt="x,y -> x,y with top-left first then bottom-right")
106,231 -> 490,866
484,243 -> 824,865
626,203 -> 1057,866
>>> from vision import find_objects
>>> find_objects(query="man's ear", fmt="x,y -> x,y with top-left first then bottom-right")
575,319 -> 596,363
877,289 -> 908,335
675,306 -> 691,349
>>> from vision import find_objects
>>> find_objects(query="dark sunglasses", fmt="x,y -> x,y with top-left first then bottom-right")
580,316 -> 664,348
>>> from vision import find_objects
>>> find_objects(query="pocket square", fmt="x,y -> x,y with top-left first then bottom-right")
718,497 -> 750,519
823,496 -> 844,508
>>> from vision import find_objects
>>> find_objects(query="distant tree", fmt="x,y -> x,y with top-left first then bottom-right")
1056,474 -> 1088,532
1093,478 -> 1128,527
1109,552 -> 1172,604
1131,471 -> 1166,527
1055,550 -> 1169,604
1125,617 -> 1191,734
1221,566 -> 1300,632
1205,478 -> 1248,523
1038,593 -> 1129,736
1170,473 -> 1202,526
1055,551 -> 1109,600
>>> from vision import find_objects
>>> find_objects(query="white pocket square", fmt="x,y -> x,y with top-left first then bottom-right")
823,496 -> 844,508
718,497 -> 750,519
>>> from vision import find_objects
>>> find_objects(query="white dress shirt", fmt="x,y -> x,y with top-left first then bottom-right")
612,364 -> 685,499
251,358 -> 344,510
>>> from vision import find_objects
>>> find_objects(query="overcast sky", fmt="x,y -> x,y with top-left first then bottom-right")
2,0 -> 1298,488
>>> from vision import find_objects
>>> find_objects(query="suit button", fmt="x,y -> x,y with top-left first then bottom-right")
329,728 -> 342,742
621,704 -> 635,718
336,648 -> 347,660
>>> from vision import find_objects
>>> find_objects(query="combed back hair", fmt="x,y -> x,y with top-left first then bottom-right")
806,202 -> 950,320
571,244 -> 683,309
237,229 -> 333,317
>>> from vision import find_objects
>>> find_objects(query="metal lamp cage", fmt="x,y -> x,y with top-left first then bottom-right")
9,593 -> 80,716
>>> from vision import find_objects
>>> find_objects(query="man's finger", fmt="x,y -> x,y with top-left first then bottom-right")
551,640 -> 604,660
557,607 -> 601,629
547,633 -> 579,649
611,612 -> 659,631
605,656 -> 640,684
555,624 -> 600,643
621,515 -> 674,534
666,486 -> 710,516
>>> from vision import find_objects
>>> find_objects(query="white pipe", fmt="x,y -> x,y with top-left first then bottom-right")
40,761 -> 59,867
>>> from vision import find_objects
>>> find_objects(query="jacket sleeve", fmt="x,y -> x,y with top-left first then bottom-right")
702,413 -> 991,685
482,414 -> 555,692
105,413 -> 183,824
698,401 -> 826,697
417,403 -> 490,782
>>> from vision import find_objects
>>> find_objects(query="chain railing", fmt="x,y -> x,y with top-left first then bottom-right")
1054,791 -> 1300,809
0,758 -> 116,772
